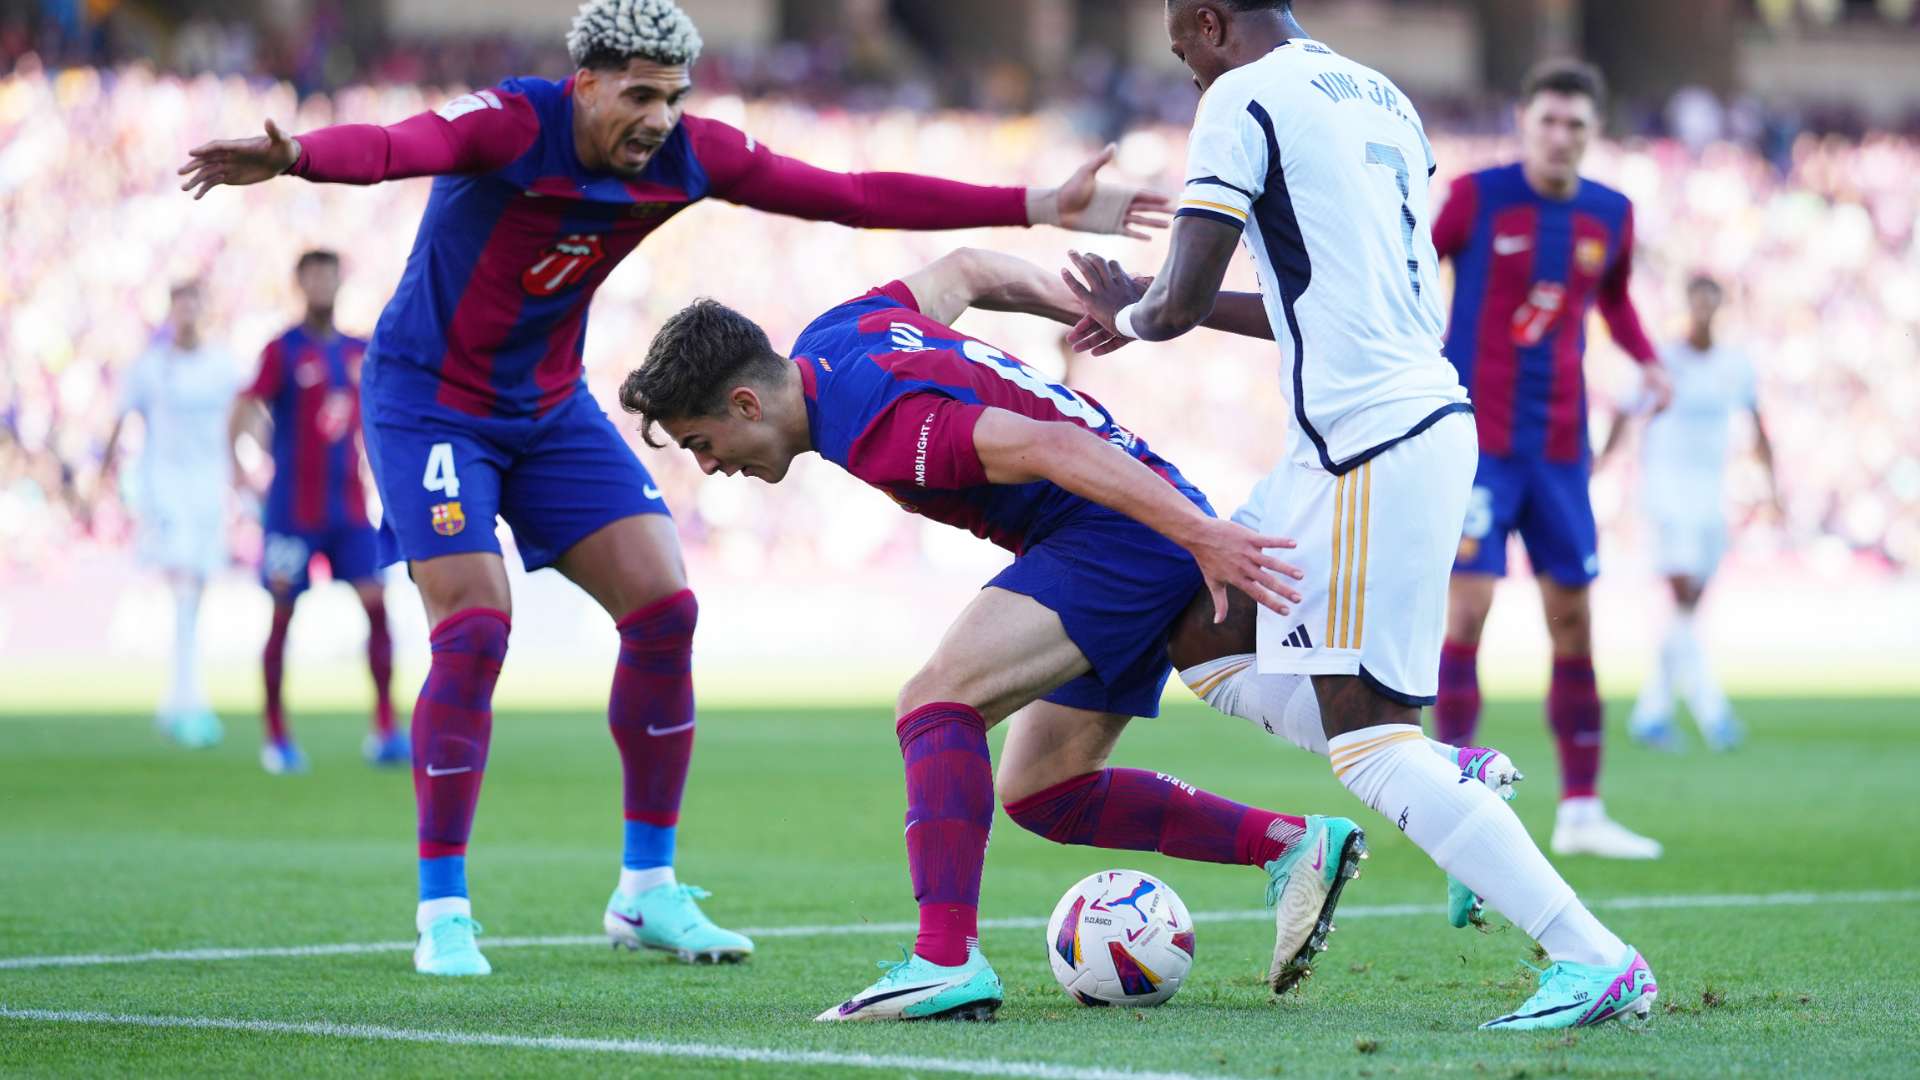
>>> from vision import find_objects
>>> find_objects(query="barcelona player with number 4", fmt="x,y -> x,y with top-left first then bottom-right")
231,250 -> 400,776
1431,60 -> 1670,860
622,247 -> 1365,1022
179,0 -> 1171,977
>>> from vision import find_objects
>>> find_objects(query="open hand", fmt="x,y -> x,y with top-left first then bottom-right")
1184,518 -> 1305,623
1060,250 -> 1148,343
1051,145 -> 1172,239
179,119 -> 301,199
1066,273 -> 1153,356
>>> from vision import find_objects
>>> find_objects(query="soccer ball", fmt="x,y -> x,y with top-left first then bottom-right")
1045,869 -> 1195,1007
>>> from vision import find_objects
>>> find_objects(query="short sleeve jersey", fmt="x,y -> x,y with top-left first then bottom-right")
1178,39 -> 1468,475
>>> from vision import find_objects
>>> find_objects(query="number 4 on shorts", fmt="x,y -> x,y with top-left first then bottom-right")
423,442 -> 461,498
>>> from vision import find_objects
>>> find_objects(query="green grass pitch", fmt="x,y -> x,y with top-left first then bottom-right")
2,695 -> 1916,1078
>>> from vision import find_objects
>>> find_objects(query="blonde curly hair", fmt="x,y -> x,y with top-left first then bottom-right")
566,0 -> 703,70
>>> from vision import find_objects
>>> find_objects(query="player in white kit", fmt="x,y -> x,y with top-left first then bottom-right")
101,280 -> 241,749
1601,274 -> 1780,750
1061,0 -> 1656,1029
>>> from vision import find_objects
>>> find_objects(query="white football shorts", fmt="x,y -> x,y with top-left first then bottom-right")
1232,411 -> 1476,705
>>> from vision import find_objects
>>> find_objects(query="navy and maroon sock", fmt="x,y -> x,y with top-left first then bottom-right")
365,596 -> 395,737
610,590 -> 699,879
413,608 -> 509,902
897,702 -> 994,967
1434,640 -> 1482,745
262,601 -> 295,745
1004,769 -> 1306,867
1547,655 -> 1603,799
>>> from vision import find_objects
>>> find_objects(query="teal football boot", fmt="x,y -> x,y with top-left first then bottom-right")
604,883 -> 753,964
816,946 -> 1002,1022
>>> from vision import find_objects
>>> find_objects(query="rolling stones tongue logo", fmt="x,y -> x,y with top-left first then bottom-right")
522,233 -> 607,296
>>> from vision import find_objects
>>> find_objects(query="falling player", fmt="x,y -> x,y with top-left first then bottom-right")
624,246 -> 1366,1023
101,280 -> 238,751
1061,0 -> 1656,1029
1429,59 -> 1670,859
177,0 -> 1171,976
1600,273 -> 1780,751
229,250 -> 404,775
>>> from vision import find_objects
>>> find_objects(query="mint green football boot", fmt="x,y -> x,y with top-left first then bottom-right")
604,883 -> 753,964
413,914 -> 491,976
1481,948 -> 1657,1030
815,946 -> 1003,1022
1264,815 -> 1367,995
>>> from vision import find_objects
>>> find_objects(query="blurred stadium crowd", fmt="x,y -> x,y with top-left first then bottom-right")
1,59 -> 1916,585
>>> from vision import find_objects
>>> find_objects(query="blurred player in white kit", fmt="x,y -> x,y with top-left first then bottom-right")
1601,273 -> 1781,751
101,280 -> 241,748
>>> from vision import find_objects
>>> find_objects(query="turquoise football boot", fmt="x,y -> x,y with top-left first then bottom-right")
816,946 -> 1003,1022
413,914 -> 491,976
1481,948 -> 1657,1030
169,709 -> 224,749
1264,815 -> 1367,995
1447,745 -> 1524,929
604,883 -> 753,963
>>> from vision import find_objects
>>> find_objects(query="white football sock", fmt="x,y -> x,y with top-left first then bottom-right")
416,896 -> 472,932
619,866 -> 676,895
1633,620 -> 1675,725
1673,610 -> 1731,726
1329,724 -> 1626,967
1181,657 -> 1460,763
168,577 -> 208,715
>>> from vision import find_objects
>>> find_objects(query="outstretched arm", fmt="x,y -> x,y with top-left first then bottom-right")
899,248 -> 1103,327
179,89 -> 540,196
971,408 -> 1303,621
687,117 -> 1169,236
1752,404 -> 1784,517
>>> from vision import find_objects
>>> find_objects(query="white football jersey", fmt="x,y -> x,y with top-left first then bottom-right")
1179,38 -> 1467,472
1641,339 -> 1756,518
120,340 -> 240,510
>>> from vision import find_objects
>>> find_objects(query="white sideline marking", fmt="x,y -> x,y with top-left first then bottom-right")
0,888 -> 1914,973
0,1008 -> 1240,1080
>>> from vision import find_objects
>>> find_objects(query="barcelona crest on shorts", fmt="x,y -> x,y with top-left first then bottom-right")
431,501 -> 466,537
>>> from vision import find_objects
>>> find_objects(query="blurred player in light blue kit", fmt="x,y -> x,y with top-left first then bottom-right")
102,280 -> 239,749
1601,273 -> 1781,751
229,251 -> 401,775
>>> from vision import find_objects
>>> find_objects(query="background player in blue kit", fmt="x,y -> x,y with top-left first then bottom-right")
622,246 -> 1365,1022
230,250 -> 401,776
178,0 -> 1172,976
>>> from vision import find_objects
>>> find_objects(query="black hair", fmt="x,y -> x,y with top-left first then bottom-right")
296,249 -> 340,273
1521,58 -> 1607,109
620,299 -> 789,447
1168,0 -> 1292,9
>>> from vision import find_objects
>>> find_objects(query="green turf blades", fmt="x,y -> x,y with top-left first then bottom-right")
2,698 -> 1917,1077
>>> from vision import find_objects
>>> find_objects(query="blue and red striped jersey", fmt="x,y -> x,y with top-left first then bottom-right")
793,283 -> 1204,554
291,77 -> 1031,420
1434,163 -> 1656,462
245,326 -> 370,531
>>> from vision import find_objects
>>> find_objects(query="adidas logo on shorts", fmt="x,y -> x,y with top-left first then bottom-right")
1280,626 -> 1314,648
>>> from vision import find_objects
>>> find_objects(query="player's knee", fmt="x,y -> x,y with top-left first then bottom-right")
616,588 -> 698,649
1542,592 -> 1592,654
1445,577 -> 1495,645
430,607 -> 511,667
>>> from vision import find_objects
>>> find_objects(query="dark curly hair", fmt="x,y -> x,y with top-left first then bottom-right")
620,299 -> 789,448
